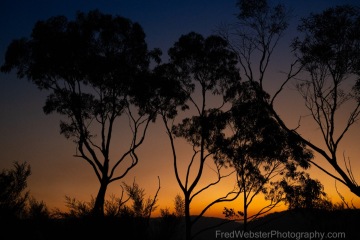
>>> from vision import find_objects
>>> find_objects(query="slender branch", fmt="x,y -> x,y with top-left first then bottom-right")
343,152 -> 358,186
109,116 -> 151,182
308,159 -> 346,185
192,187 -> 241,226
162,115 -> 185,192
191,163 -> 236,201
335,181 -> 351,209
146,176 -> 161,226
271,59 -> 302,105
185,146 -> 199,190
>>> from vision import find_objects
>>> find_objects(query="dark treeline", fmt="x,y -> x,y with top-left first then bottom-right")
1,1 -> 360,240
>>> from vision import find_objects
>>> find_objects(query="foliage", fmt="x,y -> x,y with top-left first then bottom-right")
173,193 -> 185,218
2,3 -> 360,239
51,196 -> 94,219
215,0 -> 311,230
122,180 -> 159,219
153,31 -> 240,240
278,173 -> 330,210
52,179 -> 159,220
217,1 -> 360,231
291,5 -> 360,197
0,161 -> 31,219
218,0 -> 290,89
1,9 -> 161,217
26,196 -> 50,220
236,0 -> 289,35
216,82 -> 312,230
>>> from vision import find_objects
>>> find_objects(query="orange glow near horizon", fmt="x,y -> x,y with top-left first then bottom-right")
2,56 -> 360,220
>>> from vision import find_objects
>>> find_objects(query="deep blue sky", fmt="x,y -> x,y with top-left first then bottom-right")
1,0 -> 360,216
0,0 -> 238,60
2,0 -> 359,61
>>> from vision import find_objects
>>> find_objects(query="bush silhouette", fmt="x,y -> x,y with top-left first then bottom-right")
0,161 -> 31,220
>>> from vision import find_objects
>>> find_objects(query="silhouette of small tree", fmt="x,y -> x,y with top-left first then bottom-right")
122,178 -> 160,221
0,161 -> 31,220
173,194 -> 185,218
1,10 -> 161,217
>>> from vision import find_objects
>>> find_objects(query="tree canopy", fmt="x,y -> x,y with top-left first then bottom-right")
1,9 -> 161,217
290,5 -> 360,196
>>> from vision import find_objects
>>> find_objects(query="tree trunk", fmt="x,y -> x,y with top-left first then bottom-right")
92,178 -> 109,218
185,195 -> 191,240
243,189 -> 248,232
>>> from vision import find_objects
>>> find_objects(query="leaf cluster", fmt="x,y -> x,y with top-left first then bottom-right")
277,173 -> 330,210
1,10 -> 161,141
293,5 -> 360,78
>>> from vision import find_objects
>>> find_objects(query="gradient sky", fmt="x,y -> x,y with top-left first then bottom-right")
1,0 -> 360,218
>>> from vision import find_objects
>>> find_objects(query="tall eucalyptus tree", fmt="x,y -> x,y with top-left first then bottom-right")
1,10 -> 161,217
151,32 -> 240,240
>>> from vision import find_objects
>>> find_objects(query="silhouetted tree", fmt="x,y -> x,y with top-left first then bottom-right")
219,0 -> 360,204
215,0 -> 315,231
216,81 -> 312,231
122,177 -> 160,220
152,32 -> 240,240
290,5 -> 360,197
173,193 -> 185,218
1,10 -> 161,217
218,0 -> 290,91
0,161 -> 31,219
220,0 -> 360,204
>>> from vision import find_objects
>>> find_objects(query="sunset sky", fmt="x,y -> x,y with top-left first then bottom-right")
1,0 -> 360,219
